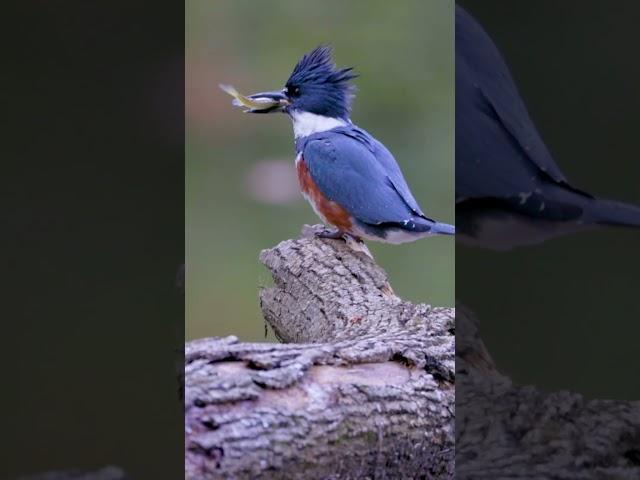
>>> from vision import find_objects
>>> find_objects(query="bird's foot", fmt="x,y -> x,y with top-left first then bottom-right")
301,225 -> 373,259
315,228 -> 364,244
315,227 -> 346,240
315,228 -> 373,259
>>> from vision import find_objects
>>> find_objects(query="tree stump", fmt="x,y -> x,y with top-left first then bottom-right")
185,225 -> 455,479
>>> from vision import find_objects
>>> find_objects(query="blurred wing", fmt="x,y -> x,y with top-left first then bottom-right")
303,132 -> 421,225
455,6 -> 590,202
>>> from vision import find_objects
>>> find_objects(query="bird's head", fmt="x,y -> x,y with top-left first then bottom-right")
243,46 -> 357,120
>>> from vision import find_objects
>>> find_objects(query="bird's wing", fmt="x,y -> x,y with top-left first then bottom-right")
303,131 -> 424,225
335,127 -> 427,217
368,136 -> 427,218
455,6 -> 592,204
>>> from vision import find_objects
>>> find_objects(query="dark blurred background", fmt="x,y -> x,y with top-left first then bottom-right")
457,0 -> 640,400
2,2 -> 183,478
186,1 -> 455,341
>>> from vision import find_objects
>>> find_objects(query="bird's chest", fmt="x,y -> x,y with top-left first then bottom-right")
295,153 -> 352,231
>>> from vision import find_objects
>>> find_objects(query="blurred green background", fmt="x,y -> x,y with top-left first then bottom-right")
186,0 -> 454,341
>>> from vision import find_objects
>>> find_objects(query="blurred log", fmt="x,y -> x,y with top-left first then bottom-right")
456,305 -> 640,479
185,225 -> 455,479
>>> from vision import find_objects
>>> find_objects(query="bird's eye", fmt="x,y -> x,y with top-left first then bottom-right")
285,85 -> 301,98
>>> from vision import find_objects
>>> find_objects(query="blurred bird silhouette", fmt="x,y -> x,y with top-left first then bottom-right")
456,5 -> 640,249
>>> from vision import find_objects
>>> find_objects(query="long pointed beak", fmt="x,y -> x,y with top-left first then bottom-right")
220,84 -> 289,114
243,90 -> 290,114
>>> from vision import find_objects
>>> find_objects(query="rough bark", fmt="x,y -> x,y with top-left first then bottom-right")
456,305 -> 640,479
185,225 -> 455,480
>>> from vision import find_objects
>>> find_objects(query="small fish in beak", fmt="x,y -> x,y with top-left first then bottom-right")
219,84 -> 288,113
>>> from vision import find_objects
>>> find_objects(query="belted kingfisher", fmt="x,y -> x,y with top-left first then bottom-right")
227,45 -> 454,244
456,6 -> 640,249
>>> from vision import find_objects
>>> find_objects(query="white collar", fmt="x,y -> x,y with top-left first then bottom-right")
290,111 -> 349,138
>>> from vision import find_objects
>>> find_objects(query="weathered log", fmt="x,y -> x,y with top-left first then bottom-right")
185,225 -> 455,479
456,305 -> 640,479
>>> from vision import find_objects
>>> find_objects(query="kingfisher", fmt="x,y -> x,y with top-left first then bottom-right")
223,45 -> 454,244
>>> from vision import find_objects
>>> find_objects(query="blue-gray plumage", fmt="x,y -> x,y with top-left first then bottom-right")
297,126 -> 454,241
228,45 -> 454,244
456,5 -> 640,248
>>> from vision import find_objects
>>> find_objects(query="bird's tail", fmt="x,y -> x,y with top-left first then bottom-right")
431,221 -> 455,235
380,217 -> 455,244
584,197 -> 640,228
405,217 -> 455,236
